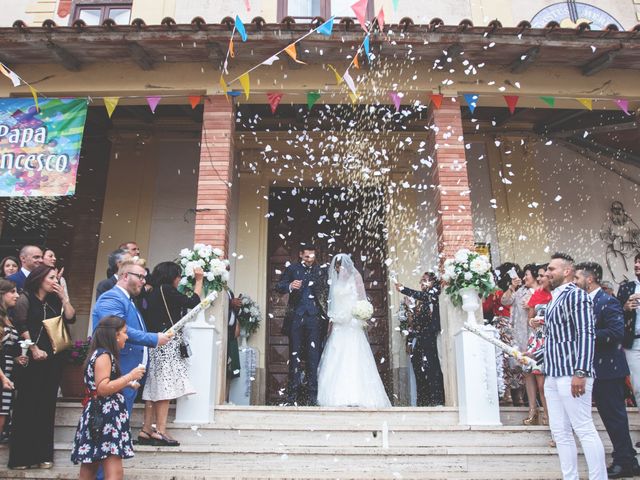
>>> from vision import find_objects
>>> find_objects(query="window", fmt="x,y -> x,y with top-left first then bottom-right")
278,0 -> 374,21
71,0 -> 132,25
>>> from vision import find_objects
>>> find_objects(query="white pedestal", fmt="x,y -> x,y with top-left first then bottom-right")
407,351 -> 417,407
455,326 -> 501,426
174,299 -> 222,424
229,341 -> 257,406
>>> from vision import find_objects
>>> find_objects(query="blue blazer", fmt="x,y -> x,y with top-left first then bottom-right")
7,270 -> 27,292
92,285 -> 158,375
593,289 -> 629,380
617,280 -> 638,349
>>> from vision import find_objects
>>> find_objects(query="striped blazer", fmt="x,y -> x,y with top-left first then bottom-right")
543,282 -> 595,378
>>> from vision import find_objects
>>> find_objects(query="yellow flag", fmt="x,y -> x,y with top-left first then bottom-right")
29,86 -> 39,112
103,97 -> 119,118
239,72 -> 250,100
219,75 -> 229,100
576,98 -> 593,110
349,91 -> 358,103
327,64 -> 343,85
284,44 -> 305,64
229,38 -> 235,58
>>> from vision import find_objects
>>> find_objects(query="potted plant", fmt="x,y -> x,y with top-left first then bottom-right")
442,249 -> 496,315
60,338 -> 90,399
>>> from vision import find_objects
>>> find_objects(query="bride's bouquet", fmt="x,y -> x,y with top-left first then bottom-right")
178,243 -> 229,296
352,300 -> 374,322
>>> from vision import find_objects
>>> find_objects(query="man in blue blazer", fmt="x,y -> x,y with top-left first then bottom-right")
7,245 -> 43,292
92,260 -> 171,415
575,262 -> 638,478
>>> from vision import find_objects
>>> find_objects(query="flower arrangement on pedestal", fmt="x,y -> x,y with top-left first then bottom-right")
237,295 -> 262,338
442,248 -> 496,307
178,244 -> 229,296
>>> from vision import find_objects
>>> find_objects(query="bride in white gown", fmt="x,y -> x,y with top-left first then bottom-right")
317,253 -> 391,408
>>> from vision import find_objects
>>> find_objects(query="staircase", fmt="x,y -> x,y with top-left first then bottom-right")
0,403 -> 637,479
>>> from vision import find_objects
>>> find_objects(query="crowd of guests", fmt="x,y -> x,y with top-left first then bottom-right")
0,241 -> 242,478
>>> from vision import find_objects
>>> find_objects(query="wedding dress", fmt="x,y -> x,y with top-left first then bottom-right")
317,254 -> 391,408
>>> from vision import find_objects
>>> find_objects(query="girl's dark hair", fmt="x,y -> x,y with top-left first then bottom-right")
23,265 -> 55,295
0,278 -> 16,326
151,261 -> 181,287
86,316 -> 125,376
0,256 -> 20,278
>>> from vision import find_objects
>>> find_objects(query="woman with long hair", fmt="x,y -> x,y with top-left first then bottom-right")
71,316 -> 144,480
0,257 -> 19,279
42,248 -> 70,301
8,265 -> 76,470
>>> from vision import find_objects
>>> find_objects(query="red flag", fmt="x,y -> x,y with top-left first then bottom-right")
188,96 -> 201,109
430,94 -> 444,110
377,8 -> 384,31
351,0 -> 369,30
504,95 -> 519,114
267,92 -> 284,114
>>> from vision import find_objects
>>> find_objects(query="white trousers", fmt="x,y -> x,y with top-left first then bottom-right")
624,340 -> 640,411
544,376 -> 606,480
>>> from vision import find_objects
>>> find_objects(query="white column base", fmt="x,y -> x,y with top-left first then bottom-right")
455,326 -> 501,426
228,344 -> 257,406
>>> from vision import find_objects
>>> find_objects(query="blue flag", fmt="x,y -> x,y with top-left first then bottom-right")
235,15 -> 247,42
364,35 -> 370,57
463,93 -> 479,114
317,17 -> 334,36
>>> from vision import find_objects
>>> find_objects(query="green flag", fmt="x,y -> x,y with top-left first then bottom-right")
540,96 -> 555,107
307,91 -> 321,109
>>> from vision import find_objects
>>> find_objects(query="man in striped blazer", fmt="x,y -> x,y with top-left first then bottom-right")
544,253 -> 606,480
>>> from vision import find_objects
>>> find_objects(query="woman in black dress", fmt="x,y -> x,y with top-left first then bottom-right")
9,265 -> 76,470
396,272 -> 445,406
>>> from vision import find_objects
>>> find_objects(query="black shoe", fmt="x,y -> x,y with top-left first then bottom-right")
607,464 -> 634,479
636,441 -> 640,449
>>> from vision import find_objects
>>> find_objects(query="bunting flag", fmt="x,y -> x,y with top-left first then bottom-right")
284,44 -> 306,64
317,17 -> 334,36
267,92 -> 284,114
392,0 -> 399,11
0,63 -> 20,87
342,70 -> 357,95
377,8 -> 384,31
104,97 -> 119,118
146,96 -> 161,114
389,92 -> 401,112
504,95 -> 519,114
227,91 -> 242,98
239,72 -> 250,100
540,96 -> 555,107
307,91 -> 321,109
577,98 -> 593,110
349,91 -> 358,104
244,0 -> 251,11
235,15 -> 247,42
351,0 -> 369,31
29,86 -> 40,112
430,93 -> 444,110
615,98 -> 630,115
463,93 -> 479,114
229,37 -> 235,58
219,75 -> 229,100
327,64 -> 343,85
263,55 -> 279,66
364,35 -> 370,58
353,53 -> 360,69
188,96 -> 201,109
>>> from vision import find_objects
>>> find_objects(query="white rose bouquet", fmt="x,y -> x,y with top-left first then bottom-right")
442,248 -> 496,307
178,244 -> 229,296
236,295 -> 262,338
352,300 -> 374,322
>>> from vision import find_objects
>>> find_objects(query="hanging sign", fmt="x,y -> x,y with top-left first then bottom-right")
0,98 -> 88,197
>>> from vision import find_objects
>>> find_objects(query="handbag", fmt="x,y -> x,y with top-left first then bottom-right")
36,302 -> 72,354
160,286 -> 191,358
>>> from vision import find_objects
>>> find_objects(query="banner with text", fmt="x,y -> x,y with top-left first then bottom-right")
0,98 -> 88,196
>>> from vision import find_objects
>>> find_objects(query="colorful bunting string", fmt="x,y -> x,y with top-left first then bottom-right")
239,72 -> 251,100
615,98 -> 630,115
284,44 -> 306,64
540,96 -> 555,107
430,94 -> 444,110
146,96 -> 161,114
317,17 -> 334,36
504,95 -> 519,114
377,8 -> 384,31
307,91 -> 321,109
103,97 -> 119,118
189,96 -> 201,109
463,94 -> 479,114
577,98 -> 593,110
351,0 -> 369,31
235,15 -> 247,42
267,92 -> 284,113
389,92 -> 402,112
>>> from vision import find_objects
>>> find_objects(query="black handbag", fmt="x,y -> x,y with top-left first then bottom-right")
160,286 -> 191,358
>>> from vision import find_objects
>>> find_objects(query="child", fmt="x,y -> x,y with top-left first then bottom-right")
70,316 -> 145,480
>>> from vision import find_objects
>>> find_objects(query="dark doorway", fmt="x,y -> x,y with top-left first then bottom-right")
265,186 -> 390,405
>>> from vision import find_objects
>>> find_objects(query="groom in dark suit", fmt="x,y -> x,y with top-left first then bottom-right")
276,244 -> 327,405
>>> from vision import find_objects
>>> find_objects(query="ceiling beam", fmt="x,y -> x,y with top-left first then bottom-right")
581,49 -> 620,76
127,42 -> 154,71
534,110 -> 588,135
556,135 -> 640,167
46,41 -> 81,71
433,43 -> 462,69
551,120 -> 637,138
509,46 -> 540,73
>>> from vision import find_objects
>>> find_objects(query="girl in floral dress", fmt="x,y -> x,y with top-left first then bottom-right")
71,316 -> 145,480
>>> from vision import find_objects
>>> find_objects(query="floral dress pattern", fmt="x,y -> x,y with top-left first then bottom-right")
70,349 -> 134,464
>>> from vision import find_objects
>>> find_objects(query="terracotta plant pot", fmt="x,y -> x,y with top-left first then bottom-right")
60,364 -> 85,399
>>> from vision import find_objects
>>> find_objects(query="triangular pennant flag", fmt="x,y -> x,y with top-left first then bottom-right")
364,35 -> 370,58
392,0 -> 399,10
307,91 -> 321,109
146,96 -> 161,114
353,53 -> 360,69
244,0 -> 251,11
327,64 -> 343,85
227,90 -> 242,97
104,97 -> 119,118
377,8 -> 384,31
348,91 -> 358,104
342,70 -> 357,95
615,98 -> 630,115
0,63 -> 20,87
239,72 -> 250,100
504,95 -> 519,114
188,96 -> 201,109
267,92 -> 284,114
317,17 -> 334,36
540,96 -> 555,107
29,86 -> 39,112
463,93 -> 479,114
284,44 -> 306,64
389,92 -> 402,112
430,93 -> 444,110
219,75 -> 229,100
263,55 -> 279,66
577,98 -> 593,110
229,37 -> 235,58
235,15 -> 247,42
351,0 -> 369,30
